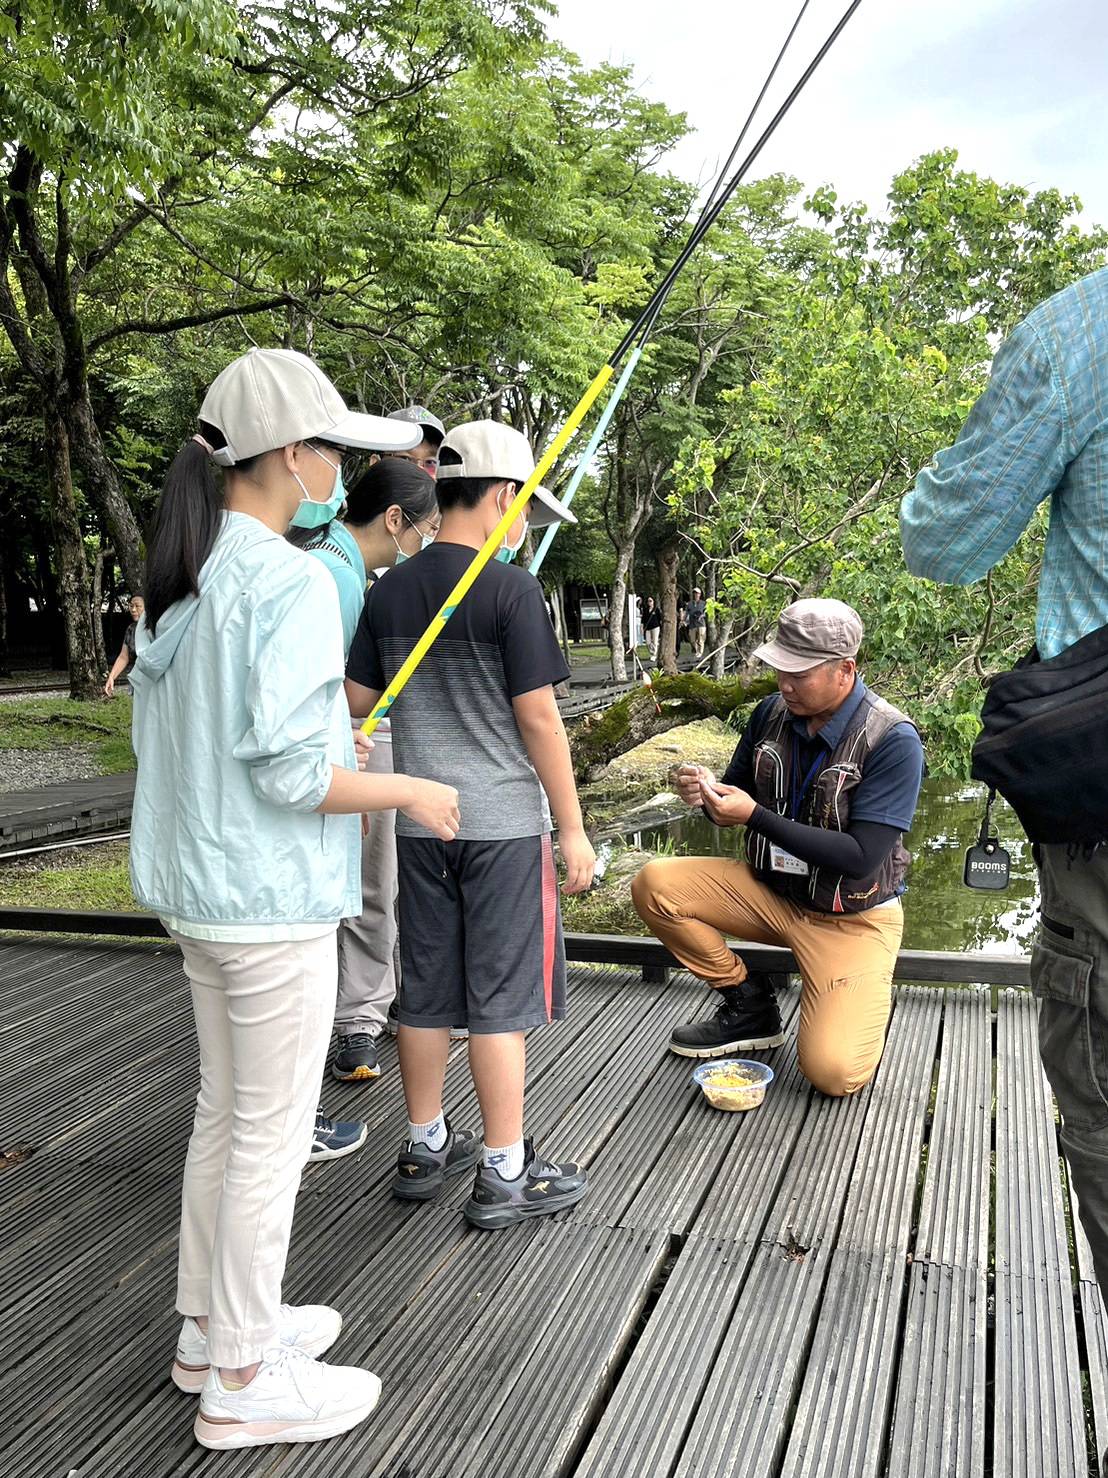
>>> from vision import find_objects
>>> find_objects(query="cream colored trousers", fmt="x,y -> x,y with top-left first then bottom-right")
171,928 -> 337,1366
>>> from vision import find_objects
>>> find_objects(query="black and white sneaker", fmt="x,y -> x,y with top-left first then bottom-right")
309,1108 -> 368,1162
669,976 -> 786,1059
392,1119 -> 481,1202
331,1032 -> 380,1082
464,1139 -> 588,1229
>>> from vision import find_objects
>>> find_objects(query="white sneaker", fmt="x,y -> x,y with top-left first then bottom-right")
193,1346 -> 381,1450
171,1304 -> 343,1393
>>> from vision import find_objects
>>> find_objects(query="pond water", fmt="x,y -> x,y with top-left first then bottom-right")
626,778 -> 1039,956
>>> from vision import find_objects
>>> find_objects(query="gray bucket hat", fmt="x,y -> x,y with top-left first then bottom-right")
753,598 -> 864,673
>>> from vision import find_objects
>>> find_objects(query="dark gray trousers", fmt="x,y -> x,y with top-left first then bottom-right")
1033,844 -> 1108,1320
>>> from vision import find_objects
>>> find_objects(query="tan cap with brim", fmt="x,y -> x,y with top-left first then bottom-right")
752,598 -> 864,673
199,348 -> 421,468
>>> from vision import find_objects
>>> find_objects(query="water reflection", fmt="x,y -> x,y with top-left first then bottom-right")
629,778 -> 1039,957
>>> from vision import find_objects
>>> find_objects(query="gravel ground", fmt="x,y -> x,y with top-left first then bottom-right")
0,744 -> 103,795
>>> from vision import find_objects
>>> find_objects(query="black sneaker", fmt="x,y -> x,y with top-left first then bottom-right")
331,1032 -> 380,1083
669,975 -> 787,1059
464,1139 -> 589,1230
308,1107 -> 368,1162
391,1119 -> 481,1202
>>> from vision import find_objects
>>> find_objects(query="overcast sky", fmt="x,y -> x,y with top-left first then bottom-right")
548,0 -> 1108,226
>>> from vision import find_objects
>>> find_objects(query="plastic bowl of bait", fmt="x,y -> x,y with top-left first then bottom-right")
692,1059 -> 774,1112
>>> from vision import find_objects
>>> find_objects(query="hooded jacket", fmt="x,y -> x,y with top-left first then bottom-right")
129,511 -> 360,939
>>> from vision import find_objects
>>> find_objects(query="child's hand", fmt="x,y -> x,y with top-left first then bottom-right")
559,826 -> 596,894
352,730 -> 374,771
401,780 -> 461,841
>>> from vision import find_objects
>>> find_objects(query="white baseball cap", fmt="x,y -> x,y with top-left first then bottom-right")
198,348 -> 421,467
437,420 -> 576,526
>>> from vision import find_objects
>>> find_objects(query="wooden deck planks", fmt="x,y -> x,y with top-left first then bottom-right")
0,940 -> 1101,1478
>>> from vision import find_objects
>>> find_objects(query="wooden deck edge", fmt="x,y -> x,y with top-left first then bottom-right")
0,907 -> 1032,986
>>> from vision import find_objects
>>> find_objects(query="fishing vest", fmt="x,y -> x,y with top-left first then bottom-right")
745,691 -> 915,914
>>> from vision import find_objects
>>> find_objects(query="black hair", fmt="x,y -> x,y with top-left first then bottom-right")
434,447 -> 505,511
345,457 -> 438,527
144,420 -> 259,636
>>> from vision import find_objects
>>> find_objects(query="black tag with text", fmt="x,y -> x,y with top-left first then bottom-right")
964,841 -> 1011,891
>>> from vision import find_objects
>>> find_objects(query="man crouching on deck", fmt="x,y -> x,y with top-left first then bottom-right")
631,599 -> 925,1097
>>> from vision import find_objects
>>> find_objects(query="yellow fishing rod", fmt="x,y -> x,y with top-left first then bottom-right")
362,364 -> 614,733
361,0 -> 863,736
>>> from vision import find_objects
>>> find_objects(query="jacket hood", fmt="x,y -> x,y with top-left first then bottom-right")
134,512 -> 275,683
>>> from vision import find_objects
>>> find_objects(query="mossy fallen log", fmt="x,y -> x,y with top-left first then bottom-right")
569,672 -> 777,782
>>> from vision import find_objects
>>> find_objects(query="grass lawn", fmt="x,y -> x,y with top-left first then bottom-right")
567,641 -> 610,668
0,695 -> 135,773
0,840 -> 138,911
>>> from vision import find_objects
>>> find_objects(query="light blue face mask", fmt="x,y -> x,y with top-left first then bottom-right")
392,515 -> 437,565
494,493 -> 529,563
289,445 -> 345,531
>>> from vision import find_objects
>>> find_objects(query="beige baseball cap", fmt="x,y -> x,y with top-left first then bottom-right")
753,598 -> 864,673
437,420 -> 576,526
198,348 -> 421,467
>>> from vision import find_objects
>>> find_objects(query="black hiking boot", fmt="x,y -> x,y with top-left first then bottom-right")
669,974 -> 787,1058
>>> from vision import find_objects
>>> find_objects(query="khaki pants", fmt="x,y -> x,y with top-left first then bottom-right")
631,858 -> 902,1097
690,624 -> 705,657
336,735 -> 399,1035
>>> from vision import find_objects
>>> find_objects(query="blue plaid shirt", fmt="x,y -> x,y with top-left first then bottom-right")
900,266 -> 1108,659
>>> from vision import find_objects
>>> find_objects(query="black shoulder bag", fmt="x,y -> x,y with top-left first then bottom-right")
970,623 -> 1108,844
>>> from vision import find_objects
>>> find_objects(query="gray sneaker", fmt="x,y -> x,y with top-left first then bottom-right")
464,1139 -> 589,1229
391,1120 -> 481,1202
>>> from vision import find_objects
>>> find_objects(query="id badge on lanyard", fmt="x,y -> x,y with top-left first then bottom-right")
770,844 -> 809,876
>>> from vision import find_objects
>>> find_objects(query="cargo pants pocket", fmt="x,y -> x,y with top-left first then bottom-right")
1031,927 -> 1108,1132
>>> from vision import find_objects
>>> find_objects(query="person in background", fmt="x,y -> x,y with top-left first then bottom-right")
381,405 -> 446,480
103,594 -> 144,696
305,459 -> 441,1082
686,587 -> 707,659
130,346 -> 459,1450
643,596 -> 662,663
899,266 -> 1108,1358
345,420 -> 595,1228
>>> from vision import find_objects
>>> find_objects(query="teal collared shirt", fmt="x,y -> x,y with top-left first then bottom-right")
901,266 -> 1108,660
303,520 -> 367,656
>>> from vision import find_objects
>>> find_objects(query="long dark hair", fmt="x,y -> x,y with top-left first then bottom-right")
144,421 -> 259,636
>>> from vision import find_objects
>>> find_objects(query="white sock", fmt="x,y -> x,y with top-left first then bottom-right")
483,1138 -> 525,1180
408,1113 -> 447,1152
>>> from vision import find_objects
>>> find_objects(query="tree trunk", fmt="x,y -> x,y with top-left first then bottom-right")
656,539 -> 679,676
704,562 -> 718,661
44,406 -> 99,699
711,614 -> 734,680
90,546 -> 108,673
570,670 -> 776,781
608,543 -> 634,682
0,559 -> 9,677
66,390 -> 145,593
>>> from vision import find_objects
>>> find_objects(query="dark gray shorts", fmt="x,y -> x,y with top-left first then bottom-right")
396,834 -> 567,1034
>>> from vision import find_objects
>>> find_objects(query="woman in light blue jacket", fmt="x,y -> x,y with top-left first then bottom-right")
130,348 -> 460,1454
